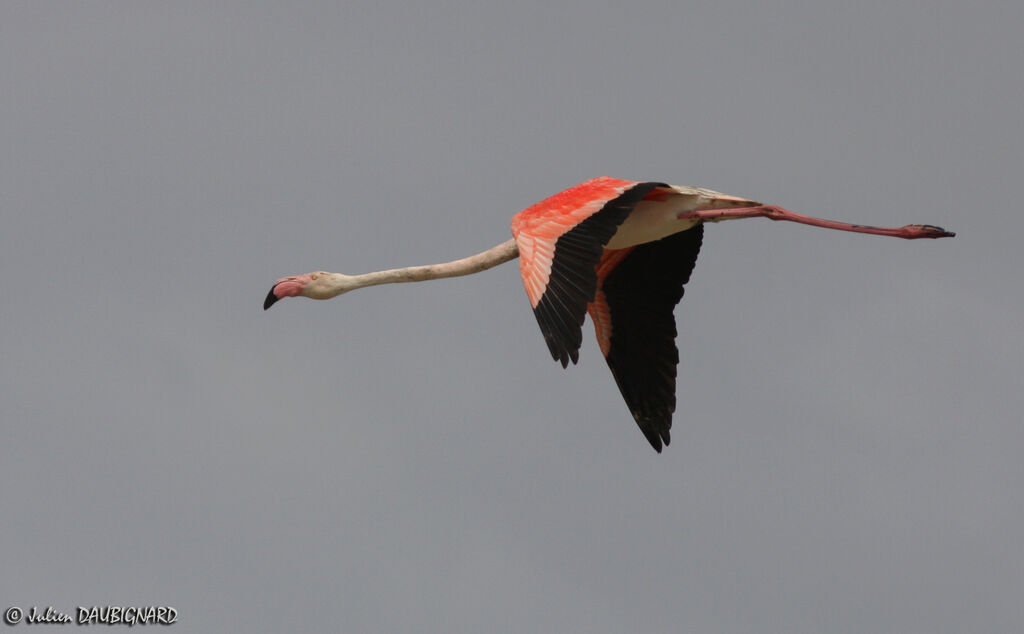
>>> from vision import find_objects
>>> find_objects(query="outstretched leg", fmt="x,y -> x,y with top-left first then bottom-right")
678,205 -> 955,239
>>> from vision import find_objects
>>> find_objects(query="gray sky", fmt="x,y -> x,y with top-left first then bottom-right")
3,2 -> 1022,632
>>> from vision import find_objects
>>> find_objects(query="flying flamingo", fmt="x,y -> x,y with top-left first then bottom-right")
264,176 -> 954,452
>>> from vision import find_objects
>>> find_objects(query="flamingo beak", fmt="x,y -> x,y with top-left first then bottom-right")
263,275 -> 310,310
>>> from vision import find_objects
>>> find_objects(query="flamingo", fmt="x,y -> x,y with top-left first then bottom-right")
264,176 -> 954,452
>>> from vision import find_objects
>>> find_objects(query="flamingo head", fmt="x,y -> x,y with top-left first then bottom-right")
264,272 -> 351,309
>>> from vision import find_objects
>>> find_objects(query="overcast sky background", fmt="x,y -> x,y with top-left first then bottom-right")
3,2 -> 1022,632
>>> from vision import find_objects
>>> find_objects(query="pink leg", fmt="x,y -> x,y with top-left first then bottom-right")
678,205 -> 955,239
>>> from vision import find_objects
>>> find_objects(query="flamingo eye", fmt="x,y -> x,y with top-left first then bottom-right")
311,273 -> 319,280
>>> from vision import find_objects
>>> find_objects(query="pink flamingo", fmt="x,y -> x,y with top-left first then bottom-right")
265,176 -> 954,452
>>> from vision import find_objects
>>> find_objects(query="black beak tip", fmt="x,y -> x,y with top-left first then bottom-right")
264,286 -> 281,310
926,225 -> 956,238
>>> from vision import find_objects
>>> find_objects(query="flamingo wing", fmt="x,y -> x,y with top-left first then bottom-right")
511,177 -> 667,367
588,224 -> 704,452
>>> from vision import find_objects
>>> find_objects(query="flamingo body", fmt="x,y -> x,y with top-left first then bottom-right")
510,177 -> 746,450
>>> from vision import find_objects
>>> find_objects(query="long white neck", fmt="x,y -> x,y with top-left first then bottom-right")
321,238 -> 520,297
